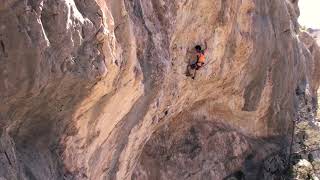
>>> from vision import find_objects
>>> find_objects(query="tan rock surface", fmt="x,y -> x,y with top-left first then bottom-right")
0,0 -> 319,180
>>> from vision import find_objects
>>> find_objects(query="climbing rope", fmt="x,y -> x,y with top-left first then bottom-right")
288,117 -> 297,167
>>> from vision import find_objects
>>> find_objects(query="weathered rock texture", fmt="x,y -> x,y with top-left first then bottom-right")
0,0 -> 319,179
287,28 -> 320,180
299,30 -> 320,97
309,29 -> 320,46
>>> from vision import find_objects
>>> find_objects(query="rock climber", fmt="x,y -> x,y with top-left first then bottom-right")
187,43 -> 207,79
191,45 -> 206,70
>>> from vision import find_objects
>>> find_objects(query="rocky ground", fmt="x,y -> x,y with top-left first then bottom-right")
289,89 -> 320,180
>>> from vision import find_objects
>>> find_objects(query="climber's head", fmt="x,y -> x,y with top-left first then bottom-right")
195,45 -> 202,53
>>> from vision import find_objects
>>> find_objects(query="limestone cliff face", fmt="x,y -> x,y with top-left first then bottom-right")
0,0 -> 319,180
299,30 -> 320,97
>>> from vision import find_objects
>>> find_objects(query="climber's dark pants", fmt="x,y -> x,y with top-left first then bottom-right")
190,62 -> 204,70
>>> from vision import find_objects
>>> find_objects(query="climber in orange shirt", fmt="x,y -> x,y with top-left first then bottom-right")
191,45 -> 206,70
193,45 -> 206,70
187,43 -> 207,79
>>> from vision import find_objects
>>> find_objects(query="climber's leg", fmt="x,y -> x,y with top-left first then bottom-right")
190,63 -> 197,69
192,70 -> 197,80
186,61 -> 196,77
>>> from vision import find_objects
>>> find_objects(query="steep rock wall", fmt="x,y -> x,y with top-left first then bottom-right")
299,30 -> 320,96
0,0 -> 319,179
